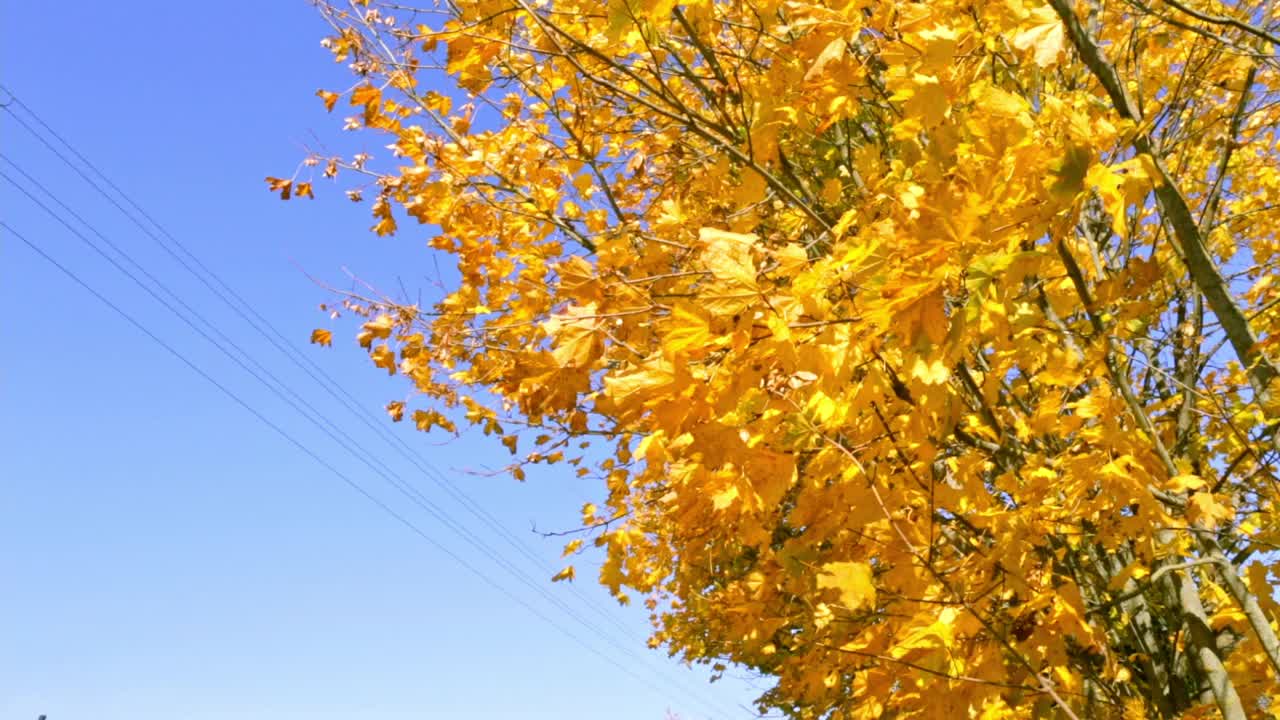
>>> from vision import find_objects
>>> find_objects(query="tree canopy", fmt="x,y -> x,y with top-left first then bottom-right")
274,0 -> 1280,717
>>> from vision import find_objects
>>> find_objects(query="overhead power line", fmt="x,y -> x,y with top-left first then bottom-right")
0,100 -> 643,653
0,88 -> 747,719
1,218 -> 697,704
5,219 -> 737,717
0,158 -> 733,720
0,81 -> 638,641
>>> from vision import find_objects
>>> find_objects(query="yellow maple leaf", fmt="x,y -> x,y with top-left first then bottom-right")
1166,474 -> 1206,493
698,227 -> 759,289
1012,6 -> 1067,68
557,255 -> 601,302
385,400 -> 405,422
890,73 -> 948,127
411,409 -> 455,434
264,176 -> 293,200
974,83 -> 1029,118
310,328 -> 333,347
371,344 -> 397,375
1087,163 -> 1129,237
773,244 -> 809,276
663,305 -> 715,357
349,84 -> 382,123
1246,564 -> 1280,621
1107,559 -> 1150,591
712,485 -> 740,511
316,88 -> 339,112
831,208 -> 858,240
910,356 -> 950,385
602,358 -> 676,406
363,314 -> 395,341
889,607 -> 959,657
804,36 -> 847,82
544,302 -> 602,368
562,538 -> 584,557
817,561 -> 875,610
1186,492 -> 1233,529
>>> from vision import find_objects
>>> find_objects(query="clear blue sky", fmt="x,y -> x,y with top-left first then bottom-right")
0,2 -> 764,718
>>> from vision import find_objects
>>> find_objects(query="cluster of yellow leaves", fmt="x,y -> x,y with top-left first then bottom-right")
281,0 -> 1280,717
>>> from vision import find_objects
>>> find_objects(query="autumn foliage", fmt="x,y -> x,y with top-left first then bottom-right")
276,0 -> 1280,717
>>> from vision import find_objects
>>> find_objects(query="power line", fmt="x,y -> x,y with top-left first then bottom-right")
1,81 -> 641,642
0,163 -> 732,719
4,219 -> 723,716
0,92 -> 640,649
0,91 -> 744,718
0,77 -> 666,643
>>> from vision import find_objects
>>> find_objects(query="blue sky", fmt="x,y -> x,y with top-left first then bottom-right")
0,2 -> 763,718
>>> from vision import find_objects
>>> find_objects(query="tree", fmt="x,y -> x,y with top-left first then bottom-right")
274,0 -> 1280,717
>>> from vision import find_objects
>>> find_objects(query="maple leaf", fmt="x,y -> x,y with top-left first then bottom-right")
543,302 -> 602,368
601,358 -> 675,408
1186,492 -> 1233,530
817,562 -> 875,611
385,400 -> 405,422
370,344 -> 397,375
562,539 -> 584,557
662,305 -> 716,357
804,36 -> 847,82
909,356 -> 950,385
1166,474 -> 1206,493
360,315 -> 394,345
264,176 -> 292,199
411,409 -> 454,434
698,227 -> 759,289
974,83 -> 1030,118
889,607 -> 960,660
1049,145 -> 1092,198
1012,6 -> 1067,68
310,328 -> 333,347
316,89 -> 339,112
349,84 -> 381,123
711,485 -> 740,511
